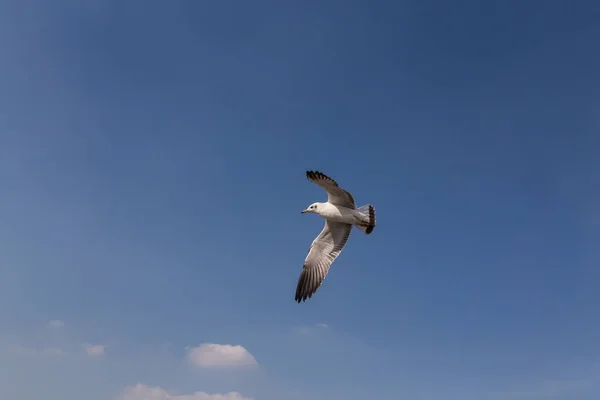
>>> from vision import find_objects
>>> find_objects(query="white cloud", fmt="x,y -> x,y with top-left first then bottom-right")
84,343 -> 105,357
48,320 -> 64,328
117,384 -> 253,400
186,344 -> 258,368
10,344 -> 65,357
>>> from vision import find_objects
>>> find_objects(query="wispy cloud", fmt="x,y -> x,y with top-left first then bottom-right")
47,320 -> 65,328
83,343 -> 106,357
296,323 -> 330,335
10,320 -> 108,359
117,384 -> 253,400
491,378 -> 597,399
10,344 -> 65,357
186,344 -> 258,369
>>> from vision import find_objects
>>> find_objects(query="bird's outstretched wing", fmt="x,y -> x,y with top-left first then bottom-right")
306,170 -> 356,208
295,220 -> 352,302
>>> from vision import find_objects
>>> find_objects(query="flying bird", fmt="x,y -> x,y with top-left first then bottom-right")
295,170 -> 376,303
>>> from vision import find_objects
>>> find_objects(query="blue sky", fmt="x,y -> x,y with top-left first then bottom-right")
1,1 -> 599,399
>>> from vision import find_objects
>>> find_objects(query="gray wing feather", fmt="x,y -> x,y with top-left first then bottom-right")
295,221 -> 352,302
306,171 -> 356,208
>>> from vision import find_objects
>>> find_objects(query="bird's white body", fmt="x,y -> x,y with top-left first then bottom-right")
309,202 -> 365,225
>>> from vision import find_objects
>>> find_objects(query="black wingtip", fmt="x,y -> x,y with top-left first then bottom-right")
305,170 -> 338,186
295,269 -> 317,303
365,204 -> 376,234
294,293 -> 306,303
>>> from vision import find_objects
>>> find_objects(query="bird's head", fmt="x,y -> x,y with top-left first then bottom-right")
301,202 -> 320,214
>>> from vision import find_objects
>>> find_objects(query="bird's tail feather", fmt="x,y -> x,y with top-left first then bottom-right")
354,204 -> 376,234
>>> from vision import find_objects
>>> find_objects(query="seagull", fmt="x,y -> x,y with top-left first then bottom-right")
295,170 -> 376,303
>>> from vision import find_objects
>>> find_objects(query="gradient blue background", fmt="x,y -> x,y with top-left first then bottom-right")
1,1 -> 599,399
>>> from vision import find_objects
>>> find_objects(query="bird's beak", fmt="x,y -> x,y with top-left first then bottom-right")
301,209 -> 308,214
